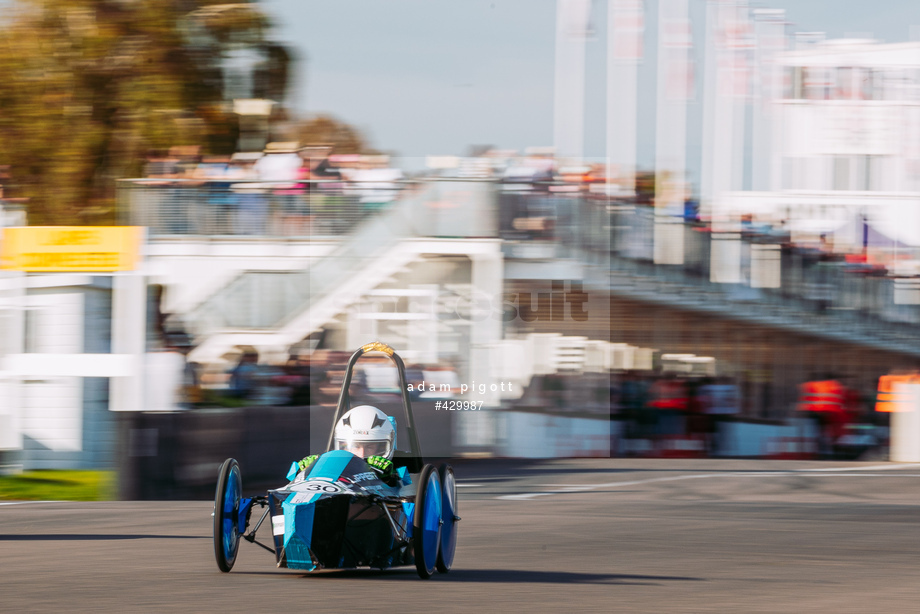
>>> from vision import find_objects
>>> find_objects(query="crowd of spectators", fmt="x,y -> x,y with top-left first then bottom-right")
509,366 -> 882,459
136,144 -> 404,236
175,346 -> 461,410
133,144 -> 920,286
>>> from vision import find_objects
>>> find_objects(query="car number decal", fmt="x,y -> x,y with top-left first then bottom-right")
289,478 -> 345,494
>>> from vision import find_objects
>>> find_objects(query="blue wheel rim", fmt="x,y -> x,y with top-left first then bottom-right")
421,471 -> 442,568
221,466 -> 241,562
439,469 -> 457,568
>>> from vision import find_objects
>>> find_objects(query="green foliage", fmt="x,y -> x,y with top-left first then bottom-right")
635,171 -> 656,206
289,114 -> 377,155
0,0 -> 277,224
0,470 -> 116,501
198,388 -> 254,408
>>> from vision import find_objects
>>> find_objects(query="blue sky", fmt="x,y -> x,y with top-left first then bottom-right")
262,0 -> 920,174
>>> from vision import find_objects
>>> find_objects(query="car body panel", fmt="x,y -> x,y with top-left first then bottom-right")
267,450 -> 415,570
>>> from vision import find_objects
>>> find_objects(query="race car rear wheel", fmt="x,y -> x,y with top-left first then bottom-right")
436,463 -> 458,573
413,464 -> 442,579
213,458 -> 242,572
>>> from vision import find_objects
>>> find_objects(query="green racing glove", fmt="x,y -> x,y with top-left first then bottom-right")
367,455 -> 395,478
297,454 -> 318,472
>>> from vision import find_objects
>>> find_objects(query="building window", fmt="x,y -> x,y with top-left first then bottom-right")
885,68 -> 914,102
783,157 -> 807,190
854,155 -> 868,191
869,156 -> 888,191
909,68 -> 920,102
834,67 -> 853,100
833,156 -> 850,191
804,67 -> 830,100
786,66 -> 804,99
24,308 -> 37,354
863,69 -> 881,101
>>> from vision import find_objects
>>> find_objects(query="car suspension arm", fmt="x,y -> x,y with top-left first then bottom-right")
377,500 -> 409,545
243,506 -> 276,554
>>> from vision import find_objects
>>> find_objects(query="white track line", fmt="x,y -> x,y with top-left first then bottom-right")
498,465 -> 920,501
499,474 -> 718,500
799,463 -> 920,472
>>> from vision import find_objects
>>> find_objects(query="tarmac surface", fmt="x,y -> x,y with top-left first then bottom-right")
2,458 -> 920,613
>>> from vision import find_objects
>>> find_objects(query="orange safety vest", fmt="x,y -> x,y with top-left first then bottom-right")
798,380 -> 845,413
875,374 -> 920,413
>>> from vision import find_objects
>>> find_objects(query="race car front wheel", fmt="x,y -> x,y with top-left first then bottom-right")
413,464 -> 443,579
213,458 -> 242,572
436,463 -> 458,573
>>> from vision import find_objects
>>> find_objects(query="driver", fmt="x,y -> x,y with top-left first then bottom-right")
294,405 -> 399,485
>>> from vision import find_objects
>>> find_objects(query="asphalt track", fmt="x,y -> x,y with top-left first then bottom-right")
3,459 -> 920,613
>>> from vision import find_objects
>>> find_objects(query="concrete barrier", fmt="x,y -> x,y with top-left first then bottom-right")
117,402 -> 454,500
890,383 -> 920,462
496,411 -> 610,458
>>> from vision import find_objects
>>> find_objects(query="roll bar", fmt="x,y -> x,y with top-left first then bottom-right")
325,342 -> 423,473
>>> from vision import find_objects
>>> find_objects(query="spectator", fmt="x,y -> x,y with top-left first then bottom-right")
164,324 -> 200,409
228,347 -> 260,400
282,353 -> 313,406
698,376 -> 740,455
254,142 -> 303,235
193,156 -> 234,233
620,371 -> 652,439
227,152 -> 264,235
341,155 -> 403,210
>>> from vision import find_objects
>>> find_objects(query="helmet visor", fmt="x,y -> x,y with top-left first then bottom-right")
336,438 -> 391,458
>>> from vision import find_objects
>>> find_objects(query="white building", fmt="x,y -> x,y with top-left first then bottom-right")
728,38 -> 920,248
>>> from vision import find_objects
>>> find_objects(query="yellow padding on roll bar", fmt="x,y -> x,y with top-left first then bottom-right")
361,341 -> 395,356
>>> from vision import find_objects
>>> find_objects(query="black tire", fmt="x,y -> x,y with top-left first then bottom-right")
436,463 -> 458,573
213,458 -> 242,572
413,464 -> 442,579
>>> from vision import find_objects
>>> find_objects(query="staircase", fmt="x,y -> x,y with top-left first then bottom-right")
185,184 -> 433,363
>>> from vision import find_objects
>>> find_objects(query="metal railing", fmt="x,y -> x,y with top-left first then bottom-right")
499,190 -> 920,355
116,179 -> 405,237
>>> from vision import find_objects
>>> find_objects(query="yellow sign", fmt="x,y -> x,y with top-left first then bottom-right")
0,226 -> 144,272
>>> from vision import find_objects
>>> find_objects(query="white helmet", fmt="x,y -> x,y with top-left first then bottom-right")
334,405 -> 396,460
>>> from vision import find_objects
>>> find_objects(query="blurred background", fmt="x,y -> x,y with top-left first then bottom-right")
2,0 -> 920,499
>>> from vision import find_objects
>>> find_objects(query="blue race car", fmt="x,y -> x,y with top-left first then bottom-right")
212,342 -> 459,579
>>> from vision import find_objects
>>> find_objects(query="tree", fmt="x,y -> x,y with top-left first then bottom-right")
0,0 -> 288,225
287,114 -> 377,155
635,171 -> 657,206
